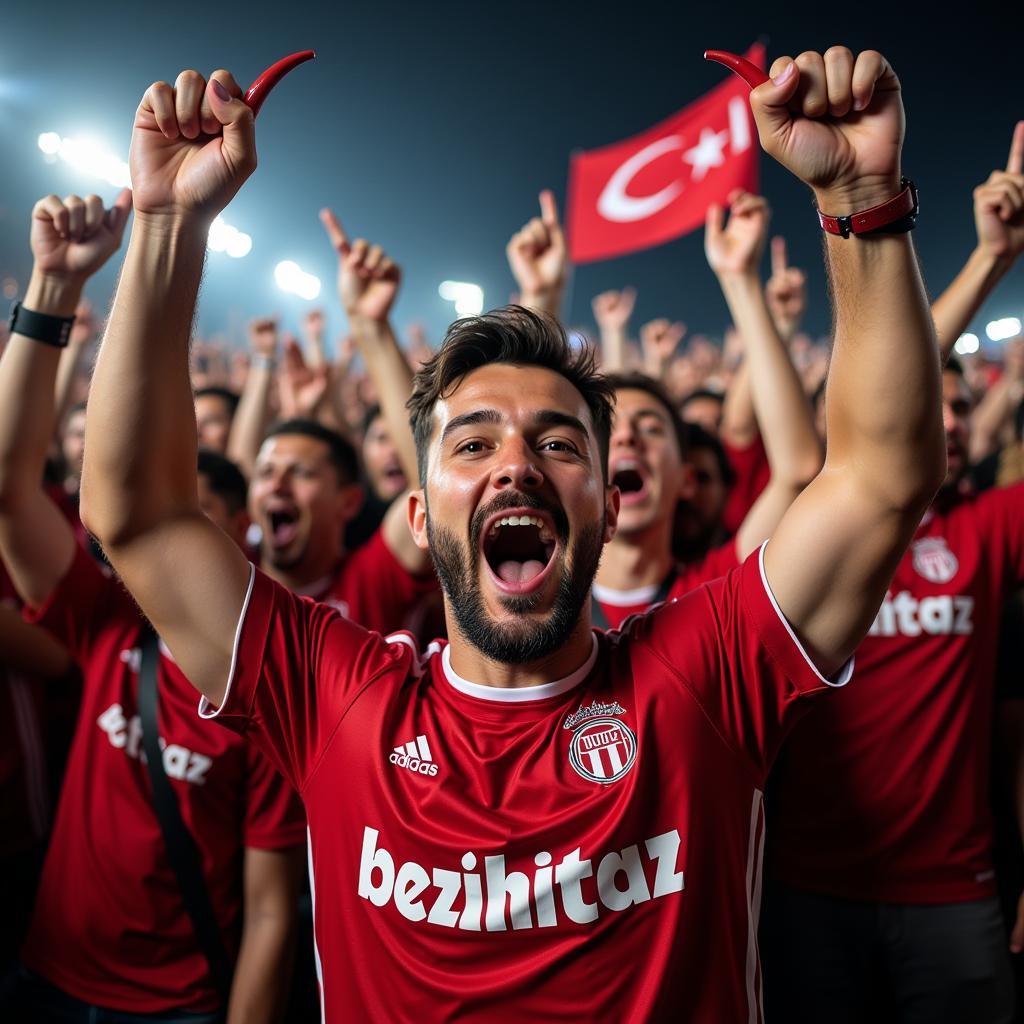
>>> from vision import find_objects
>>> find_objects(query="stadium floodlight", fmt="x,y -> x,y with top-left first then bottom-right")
208,216 -> 252,259
275,260 -> 321,301
953,333 -> 980,356
37,132 -> 61,156
985,317 -> 1022,342
439,280 -> 484,318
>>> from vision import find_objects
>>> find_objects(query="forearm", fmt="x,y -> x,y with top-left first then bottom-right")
226,914 -> 296,1024
351,316 -> 418,483
969,374 -> 1024,463
719,273 -> 822,485
822,229 -> 944,507
719,357 -> 756,448
931,246 -> 1010,362
81,215 -> 206,545
227,363 -> 274,478
53,343 -> 85,431
600,325 -> 628,372
520,284 -> 563,319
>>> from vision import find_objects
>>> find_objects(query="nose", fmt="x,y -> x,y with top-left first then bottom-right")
610,415 -> 639,451
491,436 -> 543,491
941,402 -> 957,435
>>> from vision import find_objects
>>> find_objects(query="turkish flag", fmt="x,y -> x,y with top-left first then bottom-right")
567,44 -> 764,263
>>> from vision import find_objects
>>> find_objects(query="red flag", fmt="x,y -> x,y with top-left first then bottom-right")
567,44 -> 764,264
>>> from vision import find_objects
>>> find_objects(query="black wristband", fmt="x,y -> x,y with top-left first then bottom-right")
8,301 -> 75,349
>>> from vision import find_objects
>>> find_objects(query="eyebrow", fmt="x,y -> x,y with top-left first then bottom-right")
439,408 -> 590,447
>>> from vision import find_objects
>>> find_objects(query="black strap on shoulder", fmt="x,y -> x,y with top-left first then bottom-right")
591,570 -> 677,631
138,627 -> 233,1008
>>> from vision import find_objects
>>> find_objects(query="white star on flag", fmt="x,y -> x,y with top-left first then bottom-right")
683,128 -> 729,181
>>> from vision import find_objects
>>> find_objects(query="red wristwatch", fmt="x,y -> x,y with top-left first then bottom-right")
817,178 -> 919,238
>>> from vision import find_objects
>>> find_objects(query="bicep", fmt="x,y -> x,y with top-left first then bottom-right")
243,846 -> 304,920
763,470 -> 919,676
0,490 -> 76,609
104,513 -> 251,706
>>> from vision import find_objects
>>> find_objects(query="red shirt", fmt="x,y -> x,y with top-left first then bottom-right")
592,541 -> 740,630
295,527 -> 437,634
770,483 -> 1024,904
722,435 -> 770,537
203,544 -> 849,1021
21,546 -> 306,1013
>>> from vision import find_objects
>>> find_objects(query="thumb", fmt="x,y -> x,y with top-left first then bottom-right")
107,188 -> 134,239
207,75 -> 256,176
749,58 -> 801,147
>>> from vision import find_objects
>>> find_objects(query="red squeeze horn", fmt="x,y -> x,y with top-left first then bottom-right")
704,49 -> 769,89
243,50 -> 315,116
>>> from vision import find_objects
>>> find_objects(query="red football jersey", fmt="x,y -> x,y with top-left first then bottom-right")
203,543 -> 850,1021
292,526 -> 437,633
21,546 -> 306,1013
722,435 -> 770,537
770,483 -> 1024,903
592,541 -> 741,630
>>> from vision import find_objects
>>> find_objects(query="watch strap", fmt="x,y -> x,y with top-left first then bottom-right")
818,178 -> 919,238
8,301 -> 75,348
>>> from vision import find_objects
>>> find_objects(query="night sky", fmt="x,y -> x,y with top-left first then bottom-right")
0,1 -> 1019,352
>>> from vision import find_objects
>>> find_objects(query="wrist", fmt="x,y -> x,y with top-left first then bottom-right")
25,269 -> 84,318
969,242 -> 1015,277
133,210 -> 213,246
813,175 -> 903,217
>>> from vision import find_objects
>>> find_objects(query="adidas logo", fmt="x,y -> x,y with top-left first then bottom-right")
389,734 -> 439,777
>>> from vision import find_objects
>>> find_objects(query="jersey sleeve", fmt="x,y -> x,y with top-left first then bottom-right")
199,565 -> 412,793
974,482 -> 1024,594
721,433 -> 770,536
631,541 -> 852,781
343,527 -> 438,634
21,543 -> 119,660
242,740 -> 308,850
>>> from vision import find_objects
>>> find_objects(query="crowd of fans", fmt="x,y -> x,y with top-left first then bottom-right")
0,48 -> 1022,1023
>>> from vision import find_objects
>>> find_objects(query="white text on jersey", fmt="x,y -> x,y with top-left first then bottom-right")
357,826 -> 684,930
867,592 -> 974,638
97,703 -> 213,785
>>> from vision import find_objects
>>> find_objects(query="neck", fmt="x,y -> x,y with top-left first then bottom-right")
594,519 -> 674,591
444,607 -> 596,689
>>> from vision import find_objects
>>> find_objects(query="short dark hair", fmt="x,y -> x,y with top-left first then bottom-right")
604,371 -> 688,459
683,422 -> 736,490
263,418 -> 359,486
361,403 -> 384,438
680,387 -> 725,410
944,355 -> 965,377
194,386 -> 240,418
406,305 -> 615,485
197,449 -> 248,514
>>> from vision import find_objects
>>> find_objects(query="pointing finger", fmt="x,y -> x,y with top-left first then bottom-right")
1008,120 -> 1024,176
539,189 -> 560,230
771,236 -> 788,276
319,208 -> 351,256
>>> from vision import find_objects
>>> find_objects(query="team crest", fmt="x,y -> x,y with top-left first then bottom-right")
569,717 -> 637,785
911,537 -> 959,584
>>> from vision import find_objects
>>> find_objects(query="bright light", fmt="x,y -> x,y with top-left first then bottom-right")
37,132 -> 61,155
953,333 -> 980,356
439,280 -> 484,318
274,260 -> 321,301
207,216 -> 252,259
986,317 -> 1022,342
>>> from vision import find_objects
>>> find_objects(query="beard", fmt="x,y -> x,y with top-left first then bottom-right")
427,492 -> 604,665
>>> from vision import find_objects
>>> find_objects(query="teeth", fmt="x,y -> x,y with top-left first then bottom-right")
489,514 -> 551,536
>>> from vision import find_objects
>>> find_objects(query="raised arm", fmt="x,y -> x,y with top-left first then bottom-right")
80,69 -> 258,707
639,318 -> 686,383
0,191 -> 130,607
591,287 -> 637,371
931,121 -> 1024,361
227,317 -> 279,479
506,190 -> 569,318
320,209 -> 429,573
705,191 -> 823,559
747,48 -> 946,673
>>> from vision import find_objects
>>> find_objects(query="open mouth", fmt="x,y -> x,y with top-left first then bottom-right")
267,508 -> 300,548
481,510 -> 558,594
611,460 -> 649,505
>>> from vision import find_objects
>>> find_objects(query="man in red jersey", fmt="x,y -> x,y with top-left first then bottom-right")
0,192 -> 305,1021
81,50 -> 945,1021
761,122 -> 1024,1024
593,191 -> 822,628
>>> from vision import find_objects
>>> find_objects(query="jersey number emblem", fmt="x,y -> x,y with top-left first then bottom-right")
569,718 -> 637,785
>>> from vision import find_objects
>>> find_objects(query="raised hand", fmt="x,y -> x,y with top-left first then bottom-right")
704,190 -> 770,277
765,236 -> 807,339
749,48 -> 904,209
278,334 -> 329,418
31,191 -> 132,281
592,287 -> 637,332
130,69 -> 257,218
506,190 -> 568,312
640,318 -> 687,379
319,209 -> 401,323
247,316 -> 279,358
974,121 -> 1024,262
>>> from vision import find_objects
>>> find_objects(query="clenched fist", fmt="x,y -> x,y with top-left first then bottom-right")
31,190 -> 132,280
130,69 -> 257,218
